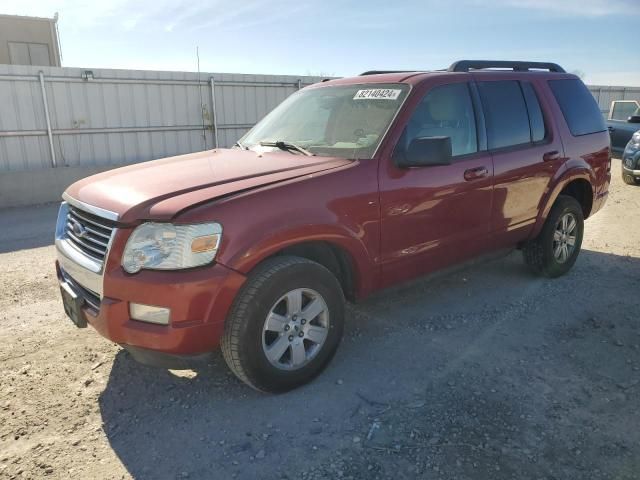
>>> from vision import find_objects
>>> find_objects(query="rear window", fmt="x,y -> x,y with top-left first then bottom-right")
548,79 -> 606,136
477,80 -> 531,149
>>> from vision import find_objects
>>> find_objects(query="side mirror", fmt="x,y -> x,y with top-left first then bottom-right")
397,136 -> 452,168
628,115 -> 640,124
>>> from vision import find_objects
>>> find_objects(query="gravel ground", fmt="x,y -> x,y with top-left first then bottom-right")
1,158 -> 639,480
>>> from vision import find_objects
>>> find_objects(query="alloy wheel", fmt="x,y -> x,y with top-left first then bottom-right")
261,288 -> 330,370
553,212 -> 577,263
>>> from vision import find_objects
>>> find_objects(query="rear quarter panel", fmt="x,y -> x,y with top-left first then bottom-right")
530,79 -> 610,238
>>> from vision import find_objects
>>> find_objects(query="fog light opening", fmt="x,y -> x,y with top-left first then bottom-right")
129,303 -> 171,325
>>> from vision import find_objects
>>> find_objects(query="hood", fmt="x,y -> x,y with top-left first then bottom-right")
65,148 -> 353,223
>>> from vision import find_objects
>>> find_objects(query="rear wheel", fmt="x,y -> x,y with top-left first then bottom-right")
221,256 -> 344,393
523,195 -> 584,278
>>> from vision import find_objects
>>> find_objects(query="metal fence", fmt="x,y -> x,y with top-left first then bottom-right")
0,65 -> 326,171
1,64 -> 639,173
588,85 -> 640,117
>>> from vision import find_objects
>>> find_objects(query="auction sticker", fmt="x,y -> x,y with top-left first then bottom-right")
353,89 -> 402,100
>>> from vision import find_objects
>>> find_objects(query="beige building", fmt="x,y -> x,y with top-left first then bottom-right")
0,13 -> 61,66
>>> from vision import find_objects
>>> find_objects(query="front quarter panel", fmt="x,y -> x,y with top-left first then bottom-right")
176,159 -> 381,298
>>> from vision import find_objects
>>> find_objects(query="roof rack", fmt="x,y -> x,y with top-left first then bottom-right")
358,61 -> 565,77
359,70 -> 420,76
448,60 -> 565,73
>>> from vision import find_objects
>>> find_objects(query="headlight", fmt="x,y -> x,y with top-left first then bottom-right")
122,222 -> 222,274
632,131 -> 640,145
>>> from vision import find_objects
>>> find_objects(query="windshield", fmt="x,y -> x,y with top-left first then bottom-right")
240,83 -> 410,159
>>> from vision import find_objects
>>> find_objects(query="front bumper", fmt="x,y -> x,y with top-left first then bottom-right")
623,166 -> 640,179
56,260 -> 246,356
55,198 -> 246,363
56,262 -> 245,356
622,143 -> 640,179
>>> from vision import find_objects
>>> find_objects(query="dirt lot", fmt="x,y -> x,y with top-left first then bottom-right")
1,158 -> 639,480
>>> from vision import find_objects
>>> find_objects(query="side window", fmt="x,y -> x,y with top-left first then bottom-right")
402,83 -> 478,157
611,101 -> 639,121
548,79 -> 606,136
521,82 -> 546,142
478,80 -> 531,149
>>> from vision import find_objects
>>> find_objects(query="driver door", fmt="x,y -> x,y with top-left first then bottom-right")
378,80 -> 494,288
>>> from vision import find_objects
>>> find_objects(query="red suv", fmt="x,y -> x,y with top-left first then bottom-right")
55,60 -> 610,392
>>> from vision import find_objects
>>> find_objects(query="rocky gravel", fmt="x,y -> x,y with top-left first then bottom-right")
1,158 -> 639,479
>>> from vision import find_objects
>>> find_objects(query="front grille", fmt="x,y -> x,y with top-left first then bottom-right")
64,205 -> 117,263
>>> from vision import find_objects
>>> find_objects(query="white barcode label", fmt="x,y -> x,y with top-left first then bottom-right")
353,89 -> 402,100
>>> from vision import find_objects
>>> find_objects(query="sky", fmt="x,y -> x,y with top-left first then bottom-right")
3,0 -> 640,86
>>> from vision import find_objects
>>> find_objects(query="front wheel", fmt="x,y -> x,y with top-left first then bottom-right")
622,172 -> 640,186
522,195 -> 584,278
221,256 -> 345,393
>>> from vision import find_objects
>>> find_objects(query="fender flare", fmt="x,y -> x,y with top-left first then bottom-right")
530,166 -> 595,239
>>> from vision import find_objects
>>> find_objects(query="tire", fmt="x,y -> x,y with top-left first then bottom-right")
221,256 -> 345,393
522,195 -> 584,278
622,172 -> 639,185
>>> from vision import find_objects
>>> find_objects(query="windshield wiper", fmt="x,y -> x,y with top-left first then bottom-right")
259,140 -> 314,156
233,141 -> 247,150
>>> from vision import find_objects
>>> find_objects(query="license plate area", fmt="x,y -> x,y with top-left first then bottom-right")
60,281 -> 87,328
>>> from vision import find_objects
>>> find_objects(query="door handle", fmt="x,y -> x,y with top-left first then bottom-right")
543,150 -> 561,162
464,166 -> 488,181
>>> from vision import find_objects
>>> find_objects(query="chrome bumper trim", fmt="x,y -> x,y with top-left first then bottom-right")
56,237 -> 104,296
59,268 -> 101,311
622,166 -> 640,175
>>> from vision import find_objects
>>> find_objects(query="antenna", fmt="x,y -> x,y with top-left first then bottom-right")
197,46 -> 207,150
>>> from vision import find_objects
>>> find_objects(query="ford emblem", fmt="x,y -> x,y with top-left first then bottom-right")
72,221 -> 88,238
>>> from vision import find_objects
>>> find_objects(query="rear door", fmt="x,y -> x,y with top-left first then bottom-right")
475,77 -> 565,248
378,79 -> 494,288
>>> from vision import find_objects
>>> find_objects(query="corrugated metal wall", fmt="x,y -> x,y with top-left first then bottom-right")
1,65 -> 638,173
0,65 -> 326,171
588,85 -> 640,117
